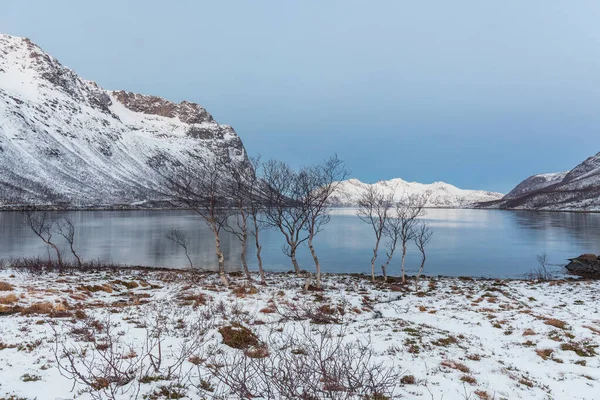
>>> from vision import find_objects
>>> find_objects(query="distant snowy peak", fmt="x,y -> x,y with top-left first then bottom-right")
0,34 -> 246,208
330,178 -> 503,208
481,151 -> 600,211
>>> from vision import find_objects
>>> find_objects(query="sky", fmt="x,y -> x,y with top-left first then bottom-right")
1,1 -> 600,193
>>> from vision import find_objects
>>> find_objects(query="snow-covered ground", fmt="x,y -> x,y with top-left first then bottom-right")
0,268 -> 598,399
330,178 -> 503,208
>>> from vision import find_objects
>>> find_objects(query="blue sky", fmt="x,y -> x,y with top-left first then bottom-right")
2,1 -> 600,192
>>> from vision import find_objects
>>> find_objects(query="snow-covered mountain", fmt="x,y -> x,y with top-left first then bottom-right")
330,178 -> 503,208
0,34 -> 246,208
480,152 -> 600,211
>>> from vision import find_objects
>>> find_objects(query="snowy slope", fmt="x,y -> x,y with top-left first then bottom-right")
330,178 -> 503,208
503,172 -> 569,200
481,152 -> 600,211
0,34 -> 246,208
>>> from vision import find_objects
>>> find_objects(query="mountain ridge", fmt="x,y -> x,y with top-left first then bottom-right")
478,152 -> 600,211
0,34 -> 246,208
330,178 -> 504,208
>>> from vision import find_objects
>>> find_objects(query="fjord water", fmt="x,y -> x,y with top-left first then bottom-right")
0,209 -> 598,278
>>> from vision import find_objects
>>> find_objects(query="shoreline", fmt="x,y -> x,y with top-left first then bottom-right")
1,204 -> 600,213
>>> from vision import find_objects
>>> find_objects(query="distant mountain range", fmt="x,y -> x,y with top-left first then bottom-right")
0,34 -> 246,208
479,152 -> 600,211
2,35 -> 598,212
330,178 -> 504,208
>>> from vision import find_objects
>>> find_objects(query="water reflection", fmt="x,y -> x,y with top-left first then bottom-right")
0,209 -> 599,278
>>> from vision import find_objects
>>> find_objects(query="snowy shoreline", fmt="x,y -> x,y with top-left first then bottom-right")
0,267 -> 599,399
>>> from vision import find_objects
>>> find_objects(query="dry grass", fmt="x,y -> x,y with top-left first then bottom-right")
460,375 -> 477,385
523,328 -> 536,336
536,348 -> 554,360
218,323 -> 259,349
544,318 -> 568,330
474,390 -> 491,400
583,325 -> 600,335
0,293 -> 18,304
441,360 -> 470,373
77,284 -> 113,294
0,281 -> 14,291
560,342 -> 597,357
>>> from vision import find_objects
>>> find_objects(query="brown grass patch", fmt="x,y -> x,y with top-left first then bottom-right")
433,336 -> 459,347
21,302 -> 55,315
0,281 -> 14,291
441,360 -> 470,373
77,284 -> 113,294
219,323 -> 259,349
0,293 -> 18,304
523,328 -> 536,336
583,325 -> 600,335
400,375 -> 416,385
544,318 -> 567,330
560,341 -> 597,357
460,375 -> 477,385
536,348 -> 554,360
474,390 -> 491,400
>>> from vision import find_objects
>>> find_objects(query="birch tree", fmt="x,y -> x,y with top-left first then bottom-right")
395,194 -> 428,284
262,159 -> 309,274
301,155 -> 348,288
165,158 -> 231,286
357,187 -> 394,282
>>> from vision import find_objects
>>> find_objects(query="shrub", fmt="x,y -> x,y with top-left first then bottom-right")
218,323 -> 259,349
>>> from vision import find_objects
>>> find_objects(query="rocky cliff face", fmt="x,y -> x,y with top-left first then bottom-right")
0,34 -> 247,208
480,152 -> 600,211
329,178 -> 503,208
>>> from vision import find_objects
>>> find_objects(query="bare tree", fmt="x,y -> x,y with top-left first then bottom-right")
527,251 -> 552,281
56,217 -> 83,268
414,222 -> 433,283
357,187 -> 394,282
223,159 -> 259,281
164,158 -> 231,286
395,194 -> 428,284
301,155 -> 348,288
22,209 -> 63,267
247,156 -> 267,285
380,215 -> 402,282
165,229 -> 193,269
261,159 -> 309,274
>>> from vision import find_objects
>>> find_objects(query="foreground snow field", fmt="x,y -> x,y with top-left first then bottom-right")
0,268 -> 598,400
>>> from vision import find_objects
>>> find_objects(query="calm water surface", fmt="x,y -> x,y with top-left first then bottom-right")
0,209 -> 599,278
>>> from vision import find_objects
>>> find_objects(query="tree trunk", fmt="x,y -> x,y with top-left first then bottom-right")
370,238 -> 380,283
416,255 -> 426,280
415,255 -> 426,290
70,244 -> 82,269
48,241 -> 63,268
401,244 -> 407,284
252,216 -> 266,285
184,249 -> 193,270
308,235 -> 321,288
381,247 -> 395,283
290,246 -> 301,274
213,225 -> 229,286
241,233 -> 252,280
